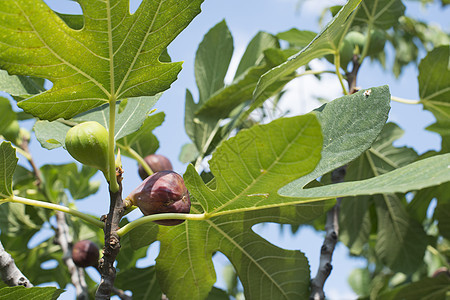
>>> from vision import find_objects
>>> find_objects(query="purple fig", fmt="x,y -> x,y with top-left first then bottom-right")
128,171 -> 191,226
72,240 -> 99,268
138,154 -> 173,180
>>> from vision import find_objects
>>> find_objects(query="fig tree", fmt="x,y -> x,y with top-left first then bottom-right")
65,121 -> 109,176
138,154 -> 173,180
127,171 -> 191,226
72,240 -> 100,268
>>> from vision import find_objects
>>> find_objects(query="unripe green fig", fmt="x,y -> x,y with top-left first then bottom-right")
127,171 -> 191,226
138,154 -> 173,180
345,31 -> 366,52
72,240 -> 100,268
65,121 -> 109,176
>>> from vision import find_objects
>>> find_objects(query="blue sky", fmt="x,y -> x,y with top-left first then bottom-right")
5,0 -> 449,299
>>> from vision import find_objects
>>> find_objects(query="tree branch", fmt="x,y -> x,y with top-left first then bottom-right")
310,166 -> 346,300
112,286 -> 132,300
0,240 -> 33,287
55,211 -> 89,300
346,54 -> 361,95
96,168 -> 125,299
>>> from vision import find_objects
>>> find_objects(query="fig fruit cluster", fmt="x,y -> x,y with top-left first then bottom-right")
127,170 -> 191,226
72,240 -> 100,268
65,121 -> 109,177
138,154 -> 173,180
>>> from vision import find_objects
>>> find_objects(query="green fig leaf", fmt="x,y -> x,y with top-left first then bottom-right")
419,46 -> 450,151
0,286 -> 64,300
353,0 -> 405,30
0,0 -> 204,120
0,142 -> 17,200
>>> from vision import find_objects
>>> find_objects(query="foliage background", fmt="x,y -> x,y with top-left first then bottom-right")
0,0 -> 448,299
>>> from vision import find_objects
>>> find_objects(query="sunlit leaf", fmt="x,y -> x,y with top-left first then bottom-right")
0,0 -> 204,120
0,286 -> 64,300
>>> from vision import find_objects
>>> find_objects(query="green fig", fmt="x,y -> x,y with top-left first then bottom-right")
65,121 -> 109,176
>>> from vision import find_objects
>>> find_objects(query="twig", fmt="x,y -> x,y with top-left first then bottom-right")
346,54 -> 361,95
55,211 -> 89,300
96,168 -> 125,299
309,166 -> 346,300
0,240 -> 33,287
112,286 -> 132,300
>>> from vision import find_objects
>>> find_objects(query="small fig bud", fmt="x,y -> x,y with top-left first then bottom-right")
65,121 -> 109,176
72,240 -> 99,268
128,171 -> 190,226
138,154 -> 173,180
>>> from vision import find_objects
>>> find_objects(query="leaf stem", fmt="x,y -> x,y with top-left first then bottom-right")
391,96 -> 420,105
119,145 -> 153,176
9,195 -> 104,228
334,52 -> 348,95
108,98 -> 119,192
116,213 -> 206,237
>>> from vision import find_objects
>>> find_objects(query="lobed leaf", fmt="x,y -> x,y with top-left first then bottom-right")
0,0 -> 204,120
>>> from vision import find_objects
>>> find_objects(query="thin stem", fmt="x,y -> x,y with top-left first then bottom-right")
119,145 -> 153,176
10,195 -> 104,228
391,96 -> 420,105
334,52 -> 348,95
117,213 -> 206,237
108,98 -> 119,193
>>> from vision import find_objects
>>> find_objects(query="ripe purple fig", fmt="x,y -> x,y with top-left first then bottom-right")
72,240 -> 100,268
138,154 -> 173,180
128,171 -> 191,226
